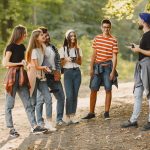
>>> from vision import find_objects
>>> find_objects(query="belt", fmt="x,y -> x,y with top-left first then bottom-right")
100,64 -> 110,67
64,67 -> 79,70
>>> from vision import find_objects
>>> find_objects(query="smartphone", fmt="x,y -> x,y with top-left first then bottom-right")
131,44 -> 135,48
125,42 -> 135,48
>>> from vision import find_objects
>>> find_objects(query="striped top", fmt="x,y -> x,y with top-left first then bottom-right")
92,34 -> 118,63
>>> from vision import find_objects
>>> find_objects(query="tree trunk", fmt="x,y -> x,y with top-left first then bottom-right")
1,0 -> 13,41
32,0 -> 37,25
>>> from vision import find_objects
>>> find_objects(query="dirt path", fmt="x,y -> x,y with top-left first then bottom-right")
0,82 -> 150,150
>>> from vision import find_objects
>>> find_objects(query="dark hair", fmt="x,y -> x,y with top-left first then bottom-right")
101,19 -> 111,26
63,33 -> 78,49
7,25 -> 26,45
38,26 -> 48,33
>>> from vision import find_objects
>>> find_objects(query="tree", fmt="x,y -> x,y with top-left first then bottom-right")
103,0 -> 149,20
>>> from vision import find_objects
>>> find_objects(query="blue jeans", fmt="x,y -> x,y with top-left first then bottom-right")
64,68 -> 81,115
31,78 -> 52,125
130,69 -> 150,123
90,63 -> 112,91
130,85 -> 145,123
5,71 -> 37,128
37,79 -> 65,124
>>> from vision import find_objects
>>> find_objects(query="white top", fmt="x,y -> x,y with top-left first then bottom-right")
45,46 -> 56,70
31,48 -> 44,65
31,48 -> 45,79
59,47 -> 82,69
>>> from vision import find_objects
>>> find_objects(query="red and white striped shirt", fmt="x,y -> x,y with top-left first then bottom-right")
92,34 -> 118,63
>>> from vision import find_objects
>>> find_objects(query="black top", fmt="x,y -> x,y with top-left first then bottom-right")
139,30 -> 150,61
6,43 -> 26,63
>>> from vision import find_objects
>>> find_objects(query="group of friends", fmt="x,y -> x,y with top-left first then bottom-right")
2,12 -> 150,138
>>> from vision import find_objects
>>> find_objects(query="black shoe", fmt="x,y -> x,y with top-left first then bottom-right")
104,112 -> 111,120
121,120 -> 138,128
141,122 -> 150,131
50,89 -> 59,93
9,129 -> 20,138
31,126 -> 48,134
82,113 -> 95,119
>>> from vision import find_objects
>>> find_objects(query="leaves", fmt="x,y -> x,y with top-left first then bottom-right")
103,0 -> 149,20
0,0 -> 150,61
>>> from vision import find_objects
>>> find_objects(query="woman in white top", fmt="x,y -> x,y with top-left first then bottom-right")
59,29 -> 82,124
26,29 -> 56,131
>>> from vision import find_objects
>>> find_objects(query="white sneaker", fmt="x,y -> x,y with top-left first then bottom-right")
56,120 -> 66,127
66,116 -> 72,125
70,116 -> 79,124
45,122 -> 57,131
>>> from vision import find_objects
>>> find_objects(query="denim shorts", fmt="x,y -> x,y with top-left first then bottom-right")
90,63 -> 112,91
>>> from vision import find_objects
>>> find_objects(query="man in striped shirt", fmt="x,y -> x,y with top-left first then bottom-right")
82,19 -> 118,120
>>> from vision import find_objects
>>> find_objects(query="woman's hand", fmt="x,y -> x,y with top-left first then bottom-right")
43,66 -> 51,73
65,57 -> 72,62
75,56 -> 82,65
21,60 -> 27,66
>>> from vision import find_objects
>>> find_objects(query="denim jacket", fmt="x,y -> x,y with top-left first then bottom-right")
93,60 -> 118,88
134,57 -> 150,99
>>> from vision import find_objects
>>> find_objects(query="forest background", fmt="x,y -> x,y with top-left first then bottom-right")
0,0 -> 150,93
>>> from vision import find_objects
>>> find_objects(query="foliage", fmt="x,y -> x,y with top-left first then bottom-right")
117,54 -> 135,81
0,0 -> 149,88
103,0 -> 149,20
103,0 -> 135,20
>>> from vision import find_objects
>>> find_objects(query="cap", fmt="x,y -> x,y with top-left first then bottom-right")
139,12 -> 150,25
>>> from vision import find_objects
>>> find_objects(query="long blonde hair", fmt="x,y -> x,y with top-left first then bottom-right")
26,29 -> 44,63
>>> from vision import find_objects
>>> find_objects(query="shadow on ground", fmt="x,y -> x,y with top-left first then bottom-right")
9,99 -> 150,150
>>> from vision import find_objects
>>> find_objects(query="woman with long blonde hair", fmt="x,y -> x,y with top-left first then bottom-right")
26,29 -> 56,131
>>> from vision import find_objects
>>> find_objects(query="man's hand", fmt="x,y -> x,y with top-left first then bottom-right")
109,71 -> 115,81
127,43 -> 140,53
131,44 -> 140,53
90,68 -> 94,77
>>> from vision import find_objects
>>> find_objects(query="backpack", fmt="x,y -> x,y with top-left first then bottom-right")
61,46 -> 80,74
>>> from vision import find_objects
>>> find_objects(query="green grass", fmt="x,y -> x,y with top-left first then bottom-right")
117,56 -> 135,82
